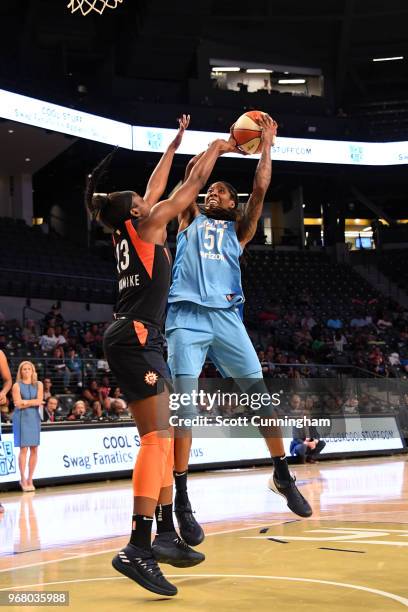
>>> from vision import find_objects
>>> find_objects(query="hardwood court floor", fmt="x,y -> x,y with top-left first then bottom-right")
0,456 -> 408,611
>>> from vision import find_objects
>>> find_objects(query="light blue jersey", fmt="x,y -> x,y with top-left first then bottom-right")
168,214 -> 243,308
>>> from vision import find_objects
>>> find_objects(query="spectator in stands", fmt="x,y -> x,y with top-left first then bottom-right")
294,326 -> 313,352
107,387 -> 127,413
333,330 -> 347,353
50,346 -> 70,392
83,379 -> 101,404
22,320 -> 39,347
289,395 -> 326,463
109,399 -> 127,420
12,361 -> 43,492
301,312 -> 317,330
43,396 -> 59,423
343,396 -> 359,414
91,399 -> 104,420
84,324 -> 103,352
257,350 -> 271,377
44,304 -> 64,328
54,325 -> 68,350
39,327 -> 58,352
67,400 -> 87,421
350,314 -> 370,328
66,348 -> 83,388
376,312 -> 393,332
43,378 -> 53,401
326,316 -> 343,330
99,375 -> 111,409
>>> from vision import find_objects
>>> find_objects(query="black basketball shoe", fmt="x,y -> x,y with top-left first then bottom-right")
112,544 -> 177,597
152,531 -> 205,567
268,472 -> 313,518
175,500 -> 205,546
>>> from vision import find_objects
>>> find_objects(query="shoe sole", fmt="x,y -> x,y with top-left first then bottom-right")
112,556 -> 177,597
152,552 -> 205,568
268,481 -> 313,518
175,513 -> 205,546
179,530 -> 205,547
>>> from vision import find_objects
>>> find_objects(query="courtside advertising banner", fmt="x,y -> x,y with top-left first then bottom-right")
0,415 -> 404,486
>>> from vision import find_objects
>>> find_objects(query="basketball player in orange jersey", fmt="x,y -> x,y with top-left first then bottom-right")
165,114 -> 312,546
86,116 -> 237,597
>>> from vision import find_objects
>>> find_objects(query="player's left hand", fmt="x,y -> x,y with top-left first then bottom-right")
259,113 -> 278,147
171,114 -> 190,150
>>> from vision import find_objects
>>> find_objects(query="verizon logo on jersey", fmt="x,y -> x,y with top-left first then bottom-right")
119,274 -> 140,291
199,250 -> 225,261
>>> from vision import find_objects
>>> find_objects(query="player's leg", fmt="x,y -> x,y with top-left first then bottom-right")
104,319 -> 178,596
111,391 -> 178,596
152,432 -> 205,567
210,308 -> 312,517
166,302 -> 212,545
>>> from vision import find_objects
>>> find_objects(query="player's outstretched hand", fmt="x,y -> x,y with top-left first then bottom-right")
171,114 -> 190,150
259,113 -> 278,147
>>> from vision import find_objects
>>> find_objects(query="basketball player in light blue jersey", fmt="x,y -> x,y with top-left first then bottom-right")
166,114 -> 312,546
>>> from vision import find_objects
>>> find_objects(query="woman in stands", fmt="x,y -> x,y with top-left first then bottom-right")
0,350 -> 12,512
12,361 -> 43,492
85,115 -> 235,597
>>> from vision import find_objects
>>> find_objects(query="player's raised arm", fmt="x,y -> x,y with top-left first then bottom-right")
177,151 -> 205,230
237,114 -> 278,247
148,138 -> 236,227
143,114 -> 190,207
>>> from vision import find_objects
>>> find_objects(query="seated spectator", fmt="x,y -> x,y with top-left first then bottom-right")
54,325 -> 68,349
84,324 -> 103,351
326,316 -> 343,330
107,387 -> 127,412
43,396 -> 59,422
333,330 -> 347,352
83,379 -> 101,404
66,348 -> 83,388
108,399 -> 128,420
350,315 -> 370,328
258,350 -> 271,377
99,375 -> 111,409
45,304 -> 64,328
294,326 -> 312,351
290,399 -> 326,463
39,327 -> 58,352
376,313 -> 393,331
67,400 -> 87,421
22,319 -> 39,346
90,399 -> 105,420
301,312 -> 317,330
51,346 -> 70,391
43,378 -> 53,401
343,396 -> 359,414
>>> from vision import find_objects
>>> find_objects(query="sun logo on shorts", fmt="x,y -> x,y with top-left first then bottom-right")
144,371 -> 158,386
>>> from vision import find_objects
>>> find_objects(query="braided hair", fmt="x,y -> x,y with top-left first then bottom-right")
85,148 -> 133,230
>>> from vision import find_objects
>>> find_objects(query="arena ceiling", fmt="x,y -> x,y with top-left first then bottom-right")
0,1 -> 407,116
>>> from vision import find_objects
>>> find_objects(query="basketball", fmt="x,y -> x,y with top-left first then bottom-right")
232,110 -> 265,155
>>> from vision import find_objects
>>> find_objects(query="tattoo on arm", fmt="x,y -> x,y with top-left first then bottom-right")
238,147 -> 272,245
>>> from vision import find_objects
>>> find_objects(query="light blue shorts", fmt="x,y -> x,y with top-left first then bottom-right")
165,301 -> 261,378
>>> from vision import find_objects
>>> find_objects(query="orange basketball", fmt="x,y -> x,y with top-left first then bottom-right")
232,110 -> 265,154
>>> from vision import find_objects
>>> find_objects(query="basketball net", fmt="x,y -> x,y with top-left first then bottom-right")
67,0 -> 123,16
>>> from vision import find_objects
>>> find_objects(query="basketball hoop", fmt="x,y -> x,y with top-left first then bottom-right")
67,0 -> 123,16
